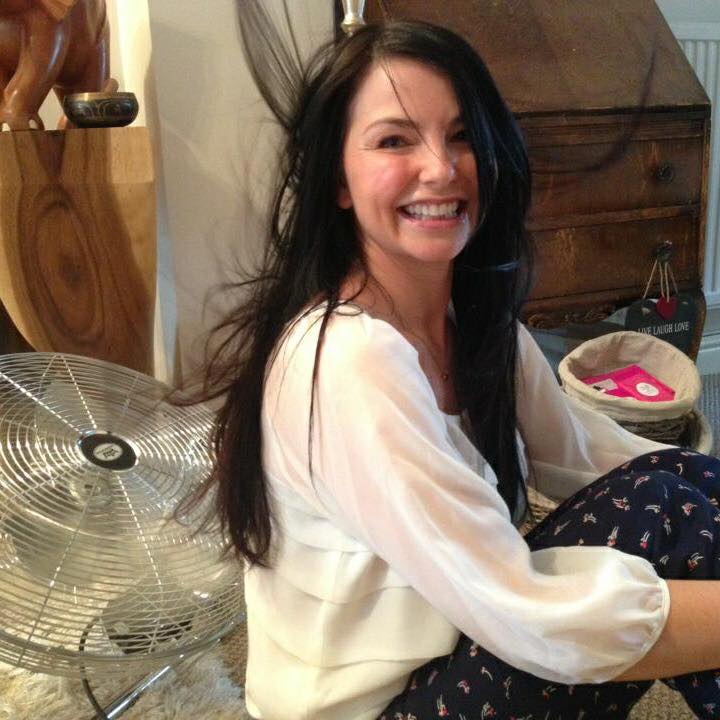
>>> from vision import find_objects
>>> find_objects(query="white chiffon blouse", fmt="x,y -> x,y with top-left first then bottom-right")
244,305 -> 670,720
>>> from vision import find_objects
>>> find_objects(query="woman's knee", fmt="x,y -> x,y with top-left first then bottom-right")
528,470 -> 720,565
623,448 -> 720,482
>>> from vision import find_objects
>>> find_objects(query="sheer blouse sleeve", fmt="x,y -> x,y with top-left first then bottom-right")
302,313 -> 669,685
515,323 -> 672,503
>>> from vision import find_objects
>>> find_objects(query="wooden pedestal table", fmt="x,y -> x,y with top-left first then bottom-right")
0,127 -> 156,374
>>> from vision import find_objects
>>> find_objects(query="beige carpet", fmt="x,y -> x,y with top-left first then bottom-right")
630,682 -> 695,719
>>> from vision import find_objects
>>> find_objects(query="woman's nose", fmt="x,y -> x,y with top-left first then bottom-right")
418,143 -> 457,184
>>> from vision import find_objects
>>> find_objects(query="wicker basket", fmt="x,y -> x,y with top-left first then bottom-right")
558,331 -> 710,451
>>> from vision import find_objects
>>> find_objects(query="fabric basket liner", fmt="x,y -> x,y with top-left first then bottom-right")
558,331 -> 701,423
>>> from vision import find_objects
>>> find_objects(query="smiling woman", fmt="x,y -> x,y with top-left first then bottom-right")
178,3 -> 720,720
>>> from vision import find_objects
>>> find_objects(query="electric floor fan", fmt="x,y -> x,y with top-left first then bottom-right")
0,352 -> 244,718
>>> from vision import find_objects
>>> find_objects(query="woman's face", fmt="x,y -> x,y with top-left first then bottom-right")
338,58 -> 479,272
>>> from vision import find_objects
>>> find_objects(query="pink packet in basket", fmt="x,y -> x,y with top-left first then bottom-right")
581,364 -> 675,402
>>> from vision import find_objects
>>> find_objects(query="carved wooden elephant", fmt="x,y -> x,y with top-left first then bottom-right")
0,0 -> 109,130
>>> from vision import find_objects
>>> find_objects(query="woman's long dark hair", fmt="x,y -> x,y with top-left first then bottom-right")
184,2 -> 533,566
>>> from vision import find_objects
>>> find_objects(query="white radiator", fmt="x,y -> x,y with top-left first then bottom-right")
673,24 -> 720,304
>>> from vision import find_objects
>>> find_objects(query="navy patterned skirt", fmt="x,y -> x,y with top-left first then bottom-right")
380,448 -> 720,720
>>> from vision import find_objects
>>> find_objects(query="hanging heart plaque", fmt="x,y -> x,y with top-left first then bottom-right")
625,293 -> 699,354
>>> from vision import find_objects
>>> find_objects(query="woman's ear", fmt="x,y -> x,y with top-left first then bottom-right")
338,185 -> 352,209
338,171 -> 352,209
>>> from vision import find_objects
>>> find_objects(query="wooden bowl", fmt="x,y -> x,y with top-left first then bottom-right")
62,92 -> 139,128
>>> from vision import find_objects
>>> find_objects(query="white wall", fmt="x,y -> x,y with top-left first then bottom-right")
146,0 -> 334,382
656,1 -> 720,25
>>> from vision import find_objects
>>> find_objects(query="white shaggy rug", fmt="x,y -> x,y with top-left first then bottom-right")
0,650 -> 249,720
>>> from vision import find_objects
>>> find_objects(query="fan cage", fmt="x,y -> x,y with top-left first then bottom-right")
0,353 -> 244,678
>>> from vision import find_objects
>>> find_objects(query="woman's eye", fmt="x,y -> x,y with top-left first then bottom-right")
452,128 -> 469,142
378,135 -> 407,149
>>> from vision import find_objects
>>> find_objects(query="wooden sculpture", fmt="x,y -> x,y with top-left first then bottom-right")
0,0 -> 109,130
0,0 -> 157,375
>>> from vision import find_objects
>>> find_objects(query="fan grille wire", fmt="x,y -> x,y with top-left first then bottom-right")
0,353 -> 243,678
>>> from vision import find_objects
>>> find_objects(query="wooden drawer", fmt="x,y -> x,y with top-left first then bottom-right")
528,213 -> 698,300
527,136 -> 703,221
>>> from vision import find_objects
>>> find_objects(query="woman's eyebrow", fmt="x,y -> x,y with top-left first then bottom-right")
362,117 -> 415,135
362,115 -> 464,135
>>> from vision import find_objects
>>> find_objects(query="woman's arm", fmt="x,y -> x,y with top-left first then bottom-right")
614,579 -> 720,681
514,326 -> 720,683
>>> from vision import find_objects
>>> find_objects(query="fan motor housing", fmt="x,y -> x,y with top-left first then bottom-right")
79,432 -> 138,471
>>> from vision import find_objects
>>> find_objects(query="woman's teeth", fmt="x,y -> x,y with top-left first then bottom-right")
403,201 -> 460,219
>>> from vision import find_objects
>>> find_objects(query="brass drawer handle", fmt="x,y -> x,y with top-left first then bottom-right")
655,163 -> 676,183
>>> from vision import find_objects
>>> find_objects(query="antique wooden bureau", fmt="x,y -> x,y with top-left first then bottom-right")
354,0 -> 711,356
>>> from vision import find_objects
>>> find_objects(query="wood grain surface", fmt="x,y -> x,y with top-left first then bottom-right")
0,127 -> 156,374
363,0 -> 708,115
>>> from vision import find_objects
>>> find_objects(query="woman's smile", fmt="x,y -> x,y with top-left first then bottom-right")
398,199 -> 469,227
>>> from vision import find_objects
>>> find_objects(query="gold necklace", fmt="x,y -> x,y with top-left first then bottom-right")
404,329 -> 451,382
352,294 -> 453,381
